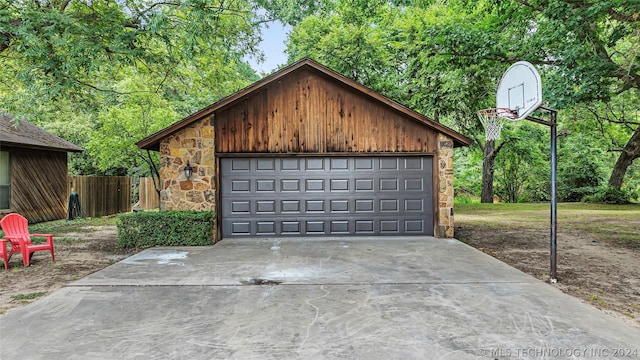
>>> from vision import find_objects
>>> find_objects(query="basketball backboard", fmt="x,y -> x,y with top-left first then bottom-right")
496,61 -> 542,120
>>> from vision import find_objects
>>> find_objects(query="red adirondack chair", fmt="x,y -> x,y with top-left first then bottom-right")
0,213 -> 55,267
0,238 -> 8,270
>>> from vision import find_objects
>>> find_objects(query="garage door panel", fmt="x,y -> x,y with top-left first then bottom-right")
305,158 -> 325,170
355,199 -> 374,212
405,178 -> 424,191
405,220 -> 425,233
305,200 -> 325,212
256,158 -> 275,171
306,221 -> 325,233
379,199 -> 399,212
404,199 -> 424,212
329,179 -> 349,191
282,221 -> 301,234
380,158 -> 399,170
230,158 -> 251,171
379,179 -> 399,191
380,220 -> 400,233
404,157 -> 424,170
256,221 -> 276,235
330,158 -> 349,170
230,179 -> 250,192
355,179 -> 374,191
355,220 -> 375,233
230,201 -> 251,214
354,158 -> 374,170
221,157 -> 433,237
330,220 -> 349,234
281,158 -> 300,170
256,179 -> 276,192
305,179 -> 325,191
231,222 -> 251,235
256,201 -> 276,214
281,200 -> 301,213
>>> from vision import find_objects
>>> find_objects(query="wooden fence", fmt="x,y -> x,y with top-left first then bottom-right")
138,177 -> 160,210
68,176 -> 132,218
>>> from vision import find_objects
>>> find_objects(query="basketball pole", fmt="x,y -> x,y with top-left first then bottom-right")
527,107 -> 558,283
550,109 -> 558,283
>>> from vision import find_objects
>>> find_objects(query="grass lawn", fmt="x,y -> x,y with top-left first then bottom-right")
456,202 -> 640,247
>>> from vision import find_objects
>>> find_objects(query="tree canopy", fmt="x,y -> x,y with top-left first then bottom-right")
276,0 -> 639,201
1,0 -> 638,202
1,0 -> 262,175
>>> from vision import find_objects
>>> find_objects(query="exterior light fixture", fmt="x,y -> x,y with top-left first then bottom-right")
184,161 -> 193,180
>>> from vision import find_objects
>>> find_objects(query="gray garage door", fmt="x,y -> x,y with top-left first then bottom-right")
220,157 -> 433,237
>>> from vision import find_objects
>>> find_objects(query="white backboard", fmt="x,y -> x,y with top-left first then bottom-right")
497,61 -> 542,120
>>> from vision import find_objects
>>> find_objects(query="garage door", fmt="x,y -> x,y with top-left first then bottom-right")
220,157 -> 433,237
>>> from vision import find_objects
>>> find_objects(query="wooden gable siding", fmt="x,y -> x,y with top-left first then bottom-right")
214,69 -> 438,154
9,147 -> 68,223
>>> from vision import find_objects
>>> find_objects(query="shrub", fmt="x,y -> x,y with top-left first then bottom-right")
560,186 -> 600,203
557,135 -> 607,202
117,211 -> 214,248
454,194 -> 477,204
582,186 -> 632,205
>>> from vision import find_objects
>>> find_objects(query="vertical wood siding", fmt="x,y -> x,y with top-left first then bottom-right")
215,69 -> 438,154
9,147 -> 68,223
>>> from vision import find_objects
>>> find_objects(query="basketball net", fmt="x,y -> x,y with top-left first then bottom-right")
476,108 -> 517,141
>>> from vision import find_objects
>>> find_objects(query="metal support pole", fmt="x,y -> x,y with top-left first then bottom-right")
549,110 -> 558,283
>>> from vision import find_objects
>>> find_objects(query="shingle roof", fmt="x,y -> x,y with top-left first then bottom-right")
0,114 -> 83,152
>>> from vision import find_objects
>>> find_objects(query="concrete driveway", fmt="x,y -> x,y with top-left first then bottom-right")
1,237 -> 639,359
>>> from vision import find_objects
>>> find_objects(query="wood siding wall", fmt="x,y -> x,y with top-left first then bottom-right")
68,176 -> 132,218
8,147 -> 68,223
215,69 -> 439,154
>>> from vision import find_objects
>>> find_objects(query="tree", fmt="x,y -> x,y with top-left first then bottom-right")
494,124 -> 547,202
512,0 -> 640,189
267,0 -> 640,200
568,90 -> 640,194
0,0 -> 260,101
284,0 -> 525,202
0,0 -> 262,177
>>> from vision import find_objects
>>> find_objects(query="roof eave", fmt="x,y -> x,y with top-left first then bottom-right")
1,141 -> 84,153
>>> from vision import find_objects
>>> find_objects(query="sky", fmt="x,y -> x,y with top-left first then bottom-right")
246,20 -> 291,75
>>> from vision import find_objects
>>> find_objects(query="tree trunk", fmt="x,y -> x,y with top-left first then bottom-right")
481,140 -> 496,203
480,139 -> 509,203
608,126 -> 640,189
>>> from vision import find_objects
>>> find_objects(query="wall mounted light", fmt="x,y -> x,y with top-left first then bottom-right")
184,161 -> 193,180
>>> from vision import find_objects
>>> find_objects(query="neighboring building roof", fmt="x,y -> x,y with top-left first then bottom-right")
137,58 -> 472,150
0,114 -> 84,152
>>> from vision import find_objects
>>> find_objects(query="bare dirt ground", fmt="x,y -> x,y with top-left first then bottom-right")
456,218 -> 640,329
1,214 -> 639,331
0,225 -> 136,315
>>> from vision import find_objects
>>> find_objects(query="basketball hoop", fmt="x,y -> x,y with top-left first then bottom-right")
476,108 -> 517,141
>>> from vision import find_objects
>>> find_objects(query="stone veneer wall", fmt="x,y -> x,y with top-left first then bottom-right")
438,134 -> 455,238
159,116 -> 216,215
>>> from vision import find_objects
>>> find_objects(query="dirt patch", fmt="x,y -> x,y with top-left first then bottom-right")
0,225 -> 137,315
456,224 -> 640,329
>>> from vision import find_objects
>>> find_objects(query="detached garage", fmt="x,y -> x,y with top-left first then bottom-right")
137,58 -> 471,241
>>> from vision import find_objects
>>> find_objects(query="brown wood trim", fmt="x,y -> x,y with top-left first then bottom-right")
215,152 -> 437,158
215,156 -> 222,242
